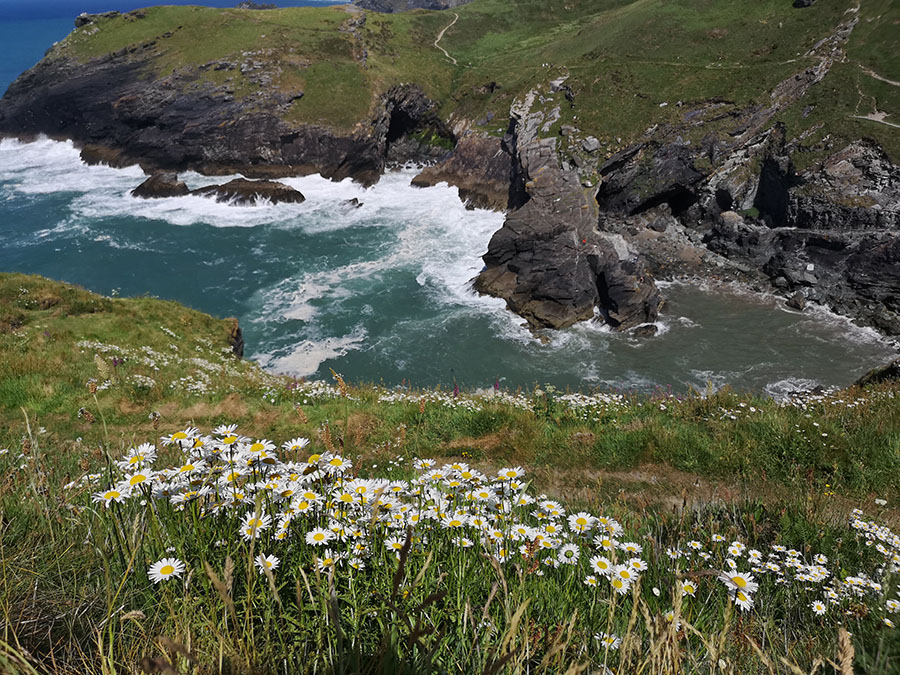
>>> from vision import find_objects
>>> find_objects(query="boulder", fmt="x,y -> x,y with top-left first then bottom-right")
191,178 -> 305,205
131,172 -> 189,199
855,358 -> 900,387
785,291 -> 806,311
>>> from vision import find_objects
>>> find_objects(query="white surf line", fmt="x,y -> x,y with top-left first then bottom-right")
434,13 -> 459,66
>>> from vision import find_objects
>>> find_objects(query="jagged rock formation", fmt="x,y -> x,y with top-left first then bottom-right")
191,178 -> 305,205
473,89 -> 662,330
411,135 -> 513,211
354,0 -> 473,12
0,43 -> 451,186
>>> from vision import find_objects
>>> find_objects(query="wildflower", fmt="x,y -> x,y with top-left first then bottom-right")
162,427 -> 199,446
610,576 -> 630,595
589,555 -> 613,576
240,512 -> 272,541
557,543 -> 580,565
620,541 -> 643,554
148,557 -> 185,584
584,575 -> 599,587
719,571 -> 759,595
711,534 -> 725,543
682,580 -> 697,597
886,599 -> 900,613
811,600 -> 827,616
733,589 -> 754,612
255,554 -> 280,574
498,466 -> 525,480
884,618 -> 895,628
595,632 -> 621,650
282,437 -> 310,452
93,488 -> 128,507
568,511 -> 595,532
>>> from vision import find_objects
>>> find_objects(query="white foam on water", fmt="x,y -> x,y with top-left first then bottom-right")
765,377 -> 824,401
256,330 -> 368,377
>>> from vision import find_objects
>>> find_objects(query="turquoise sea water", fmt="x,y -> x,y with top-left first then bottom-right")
1,138 -> 896,394
0,10 -> 896,394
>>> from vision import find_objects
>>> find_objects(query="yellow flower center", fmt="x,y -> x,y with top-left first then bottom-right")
172,432 -> 187,440
104,491 -> 120,499
223,435 -> 238,444
731,576 -> 747,589
314,533 -> 325,541
129,475 -> 146,486
160,565 -> 174,575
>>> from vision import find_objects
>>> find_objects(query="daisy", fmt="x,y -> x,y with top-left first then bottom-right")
595,632 -> 621,650
811,600 -> 827,616
584,575 -> 599,587
589,555 -> 613,576
93,487 -> 129,507
620,541 -> 643,555
610,576 -> 630,595
557,544 -> 580,565
282,437 -> 310,452
733,589 -> 754,612
719,571 -> 759,595
681,580 -> 697,597
239,512 -> 272,541
568,512 -> 595,532
255,554 -> 280,574
148,557 -> 185,584
886,599 -> 900,613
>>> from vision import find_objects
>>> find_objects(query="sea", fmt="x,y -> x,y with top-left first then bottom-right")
0,1 -> 897,395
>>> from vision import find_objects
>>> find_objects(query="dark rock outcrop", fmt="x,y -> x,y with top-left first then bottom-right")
411,134 -> 513,211
474,89 -> 661,330
855,358 -> 900,387
131,172 -> 189,199
227,318 -> 244,358
0,48 -> 451,186
191,178 -> 305,205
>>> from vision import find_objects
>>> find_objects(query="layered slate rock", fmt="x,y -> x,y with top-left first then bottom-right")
474,90 -> 661,330
191,178 -> 305,205
411,134 -> 513,211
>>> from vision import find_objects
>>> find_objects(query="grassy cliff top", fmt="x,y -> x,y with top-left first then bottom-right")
43,0 -> 900,160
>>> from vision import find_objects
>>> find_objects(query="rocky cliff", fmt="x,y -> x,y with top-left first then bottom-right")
353,0 -> 473,12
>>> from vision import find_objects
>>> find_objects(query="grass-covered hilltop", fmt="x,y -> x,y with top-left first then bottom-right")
1,274 -> 900,673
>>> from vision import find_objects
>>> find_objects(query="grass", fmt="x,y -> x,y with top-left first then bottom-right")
39,0 -> 898,157
1,273 -> 900,672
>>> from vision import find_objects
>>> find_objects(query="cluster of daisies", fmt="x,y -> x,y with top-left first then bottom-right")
83,426 -> 899,632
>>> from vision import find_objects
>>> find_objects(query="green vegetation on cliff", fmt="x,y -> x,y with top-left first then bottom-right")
48,0 -> 900,159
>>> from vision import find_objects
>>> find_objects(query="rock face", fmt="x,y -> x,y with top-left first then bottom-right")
131,172 -> 189,199
191,178 -> 305,205
855,358 -> 900,387
354,0 -> 473,12
473,89 -> 662,330
411,134 -> 514,211
0,42 -> 452,186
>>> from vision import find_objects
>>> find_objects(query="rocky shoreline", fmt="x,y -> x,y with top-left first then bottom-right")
0,6 -> 897,339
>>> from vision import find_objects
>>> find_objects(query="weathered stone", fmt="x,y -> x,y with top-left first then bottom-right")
191,178 -> 305,205
785,291 -> 806,311
473,88 -> 661,330
411,134 -> 513,211
855,358 -> 900,387
131,172 -> 189,199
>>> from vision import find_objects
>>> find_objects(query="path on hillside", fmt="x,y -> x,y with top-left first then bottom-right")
434,13 -> 459,66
